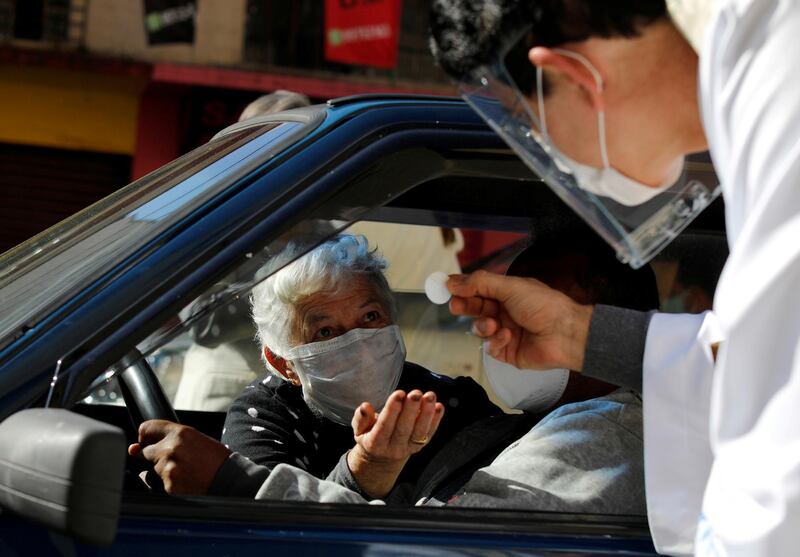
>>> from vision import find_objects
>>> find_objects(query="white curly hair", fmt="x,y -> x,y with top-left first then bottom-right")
251,234 -> 396,378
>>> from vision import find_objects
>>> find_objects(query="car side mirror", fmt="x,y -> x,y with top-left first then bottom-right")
0,408 -> 125,546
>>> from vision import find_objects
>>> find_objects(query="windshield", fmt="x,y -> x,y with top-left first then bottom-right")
0,121 -> 309,348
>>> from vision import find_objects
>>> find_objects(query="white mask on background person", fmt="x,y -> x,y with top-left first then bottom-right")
283,325 -> 406,426
536,49 -> 684,207
483,348 -> 569,413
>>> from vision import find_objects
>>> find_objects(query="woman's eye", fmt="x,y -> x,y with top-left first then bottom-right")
316,327 -> 333,339
363,311 -> 380,323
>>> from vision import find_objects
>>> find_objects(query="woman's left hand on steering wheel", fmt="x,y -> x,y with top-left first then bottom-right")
128,420 -> 231,495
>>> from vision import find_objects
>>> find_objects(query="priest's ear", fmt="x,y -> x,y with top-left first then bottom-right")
528,46 -> 605,112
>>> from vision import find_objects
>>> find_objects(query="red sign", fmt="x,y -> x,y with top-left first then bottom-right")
324,0 -> 401,69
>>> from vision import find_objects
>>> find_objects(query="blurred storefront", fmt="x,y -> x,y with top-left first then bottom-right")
0,0 -> 454,253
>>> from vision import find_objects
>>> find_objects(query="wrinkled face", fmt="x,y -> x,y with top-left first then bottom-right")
291,274 -> 392,346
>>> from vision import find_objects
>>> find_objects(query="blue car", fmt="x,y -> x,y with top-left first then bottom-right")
0,96 -> 725,556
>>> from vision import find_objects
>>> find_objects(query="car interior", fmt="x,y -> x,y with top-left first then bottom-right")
68,148 -> 727,524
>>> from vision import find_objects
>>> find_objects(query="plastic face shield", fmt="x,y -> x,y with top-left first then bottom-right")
458,31 -> 720,269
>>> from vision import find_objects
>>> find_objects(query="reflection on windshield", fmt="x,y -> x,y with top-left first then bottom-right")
128,124 -> 299,223
0,122 -> 303,349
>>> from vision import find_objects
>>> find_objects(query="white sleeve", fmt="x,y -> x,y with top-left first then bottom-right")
696,1 -> 800,555
643,312 -> 720,557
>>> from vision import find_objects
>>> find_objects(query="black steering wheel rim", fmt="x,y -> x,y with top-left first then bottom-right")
115,349 -> 179,493
116,348 -> 180,427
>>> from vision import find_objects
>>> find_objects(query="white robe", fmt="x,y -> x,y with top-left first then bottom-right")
646,1 -> 800,555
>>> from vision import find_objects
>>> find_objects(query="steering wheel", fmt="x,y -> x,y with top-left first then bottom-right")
115,349 -> 179,492
116,349 -> 179,425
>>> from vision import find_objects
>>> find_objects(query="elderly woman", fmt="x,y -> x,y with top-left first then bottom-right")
131,234 -> 499,498
208,234 -> 500,500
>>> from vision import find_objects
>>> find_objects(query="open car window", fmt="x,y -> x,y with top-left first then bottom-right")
65,113 -> 721,544
80,220 -> 528,411
76,164 -> 726,521
80,221 -> 728,411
